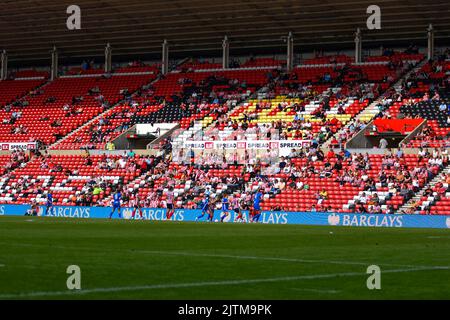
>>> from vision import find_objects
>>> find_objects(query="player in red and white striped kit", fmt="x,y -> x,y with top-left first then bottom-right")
130,191 -> 144,220
232,194 -> 245,222
165,186 -> 175,220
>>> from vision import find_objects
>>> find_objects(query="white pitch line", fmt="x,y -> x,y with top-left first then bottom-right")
0,266 -> 447,299
291,288 -> 341,294
1,242 -> 449,270
133,249 -> 450,270
426,236 -> 450,239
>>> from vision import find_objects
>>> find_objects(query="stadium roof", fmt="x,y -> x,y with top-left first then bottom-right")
1,0 -> 449,64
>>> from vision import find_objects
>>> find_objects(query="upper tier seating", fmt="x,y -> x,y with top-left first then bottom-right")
303,55 -> 353,65
241,58 -> 285,68
112,61 -> 160,74
53,68 -> 276,149
177,61 -> 223,71
365,52 -> 424,62
11,69 -> 50,79
0,74 -> 156,145
153,69 -> 274,102
274,61 -> 408,99
198,95 -> 370,144
0,79 -> 46,107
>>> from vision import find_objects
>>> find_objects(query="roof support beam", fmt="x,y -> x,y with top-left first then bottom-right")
1,50 -> 7,80
222,36 -> 229,69
50,46 -> 58,80
354,28 -> 362,63
105,43 -> 112,73
286,31 -> 294,72
427,24 -> 434,61
162,39 -> 169,75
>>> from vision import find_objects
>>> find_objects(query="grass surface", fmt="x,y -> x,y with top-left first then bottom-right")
0,216 -> 449,299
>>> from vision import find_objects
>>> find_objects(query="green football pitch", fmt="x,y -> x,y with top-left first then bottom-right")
0,216 -> 449,299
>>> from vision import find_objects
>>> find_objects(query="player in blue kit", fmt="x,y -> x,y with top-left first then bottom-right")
44,192 -> 53,216
251,189 -> 263,222
109,188 -> 122,219
196,195 -> 210,221
220,194 -> 229,222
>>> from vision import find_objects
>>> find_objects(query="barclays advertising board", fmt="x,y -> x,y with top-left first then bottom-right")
0,204 -> 449,229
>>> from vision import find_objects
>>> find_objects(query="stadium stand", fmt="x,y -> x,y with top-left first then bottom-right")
0,47 -> 448,217
0,152 -> 150,206
403,164 -> 450,215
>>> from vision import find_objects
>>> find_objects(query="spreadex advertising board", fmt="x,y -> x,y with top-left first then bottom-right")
182,140 -> 312,157
183,140 -> 311,150
1,204 -> 449,229
1,142 -> 37,151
